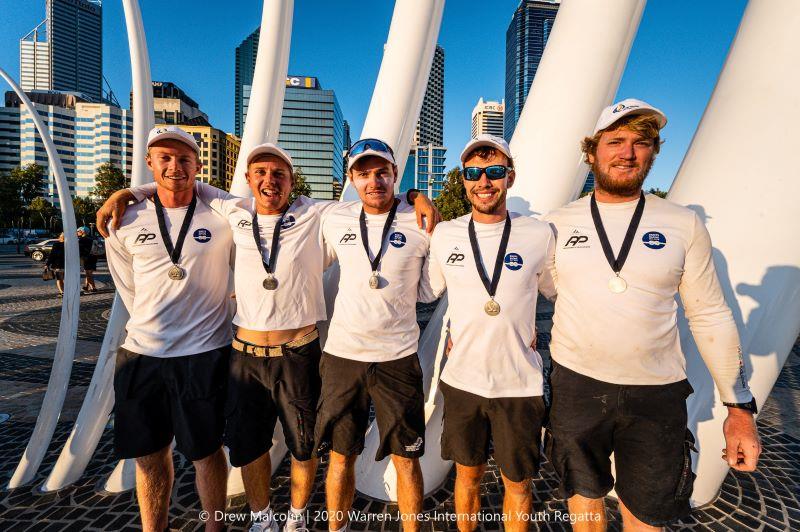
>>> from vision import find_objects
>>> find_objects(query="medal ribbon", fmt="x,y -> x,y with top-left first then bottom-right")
153,190 -> 197,267
252,205 -> 290,277
359,199 -> 399,275
468,213 -> 511,300
589,191 -> 646,277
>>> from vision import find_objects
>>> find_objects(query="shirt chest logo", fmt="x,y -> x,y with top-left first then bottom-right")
281,215 -> 296,230
642,231 -> 666,250
504,252 -> 523,270
563,229 -> 590,249
388,231 -> 406,248
133,228 -> 157,245
339,228 -> 357,245
236,219 -> 252,229
193,228 -> 212,243
445,247 -> 465,266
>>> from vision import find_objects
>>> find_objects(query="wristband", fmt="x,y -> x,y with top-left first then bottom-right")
723,397 -> 757,414
406,188 -> 420,204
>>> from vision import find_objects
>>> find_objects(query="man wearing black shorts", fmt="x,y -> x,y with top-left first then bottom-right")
542,100 -> 761,530
316,139 -> 439,532
429,135 -> 555,531
105,126 -> 233,532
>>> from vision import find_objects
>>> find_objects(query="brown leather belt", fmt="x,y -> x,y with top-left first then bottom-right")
231,328 -> 319,358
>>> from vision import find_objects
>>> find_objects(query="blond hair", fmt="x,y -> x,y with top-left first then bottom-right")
581,114 -> 662,164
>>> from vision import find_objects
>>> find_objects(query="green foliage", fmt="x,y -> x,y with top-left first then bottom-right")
28,197 -> 58,229
73,196 -> 99,226
209,176 -> 225,190
91,162 -> 128,201
290,167 -> 312,203
647,187 -> 668,198
0,172 -> 24,221
433,167 -> 471,221
9,164 -> 45,205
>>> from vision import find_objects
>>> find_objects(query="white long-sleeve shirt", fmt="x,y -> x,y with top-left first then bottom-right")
105,185 -> 234,357
428,213 -> 556,398
542,194 -> 752,403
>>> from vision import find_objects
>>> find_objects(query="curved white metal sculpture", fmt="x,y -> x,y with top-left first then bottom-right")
669,0 -> 800,506
1,67 -> 82,489
43,0 -> 154,493
351,0 -> 446,500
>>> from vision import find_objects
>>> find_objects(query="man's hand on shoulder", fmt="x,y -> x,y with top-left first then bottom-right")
408,189 -> 442,234
96,189 -> 137,238
721,407 -> 761,471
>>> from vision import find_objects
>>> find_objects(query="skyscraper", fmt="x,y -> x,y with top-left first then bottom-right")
19,0 -> 103,101
414,45 -> 445,146
399,144 -> 447,199
471,98 -> 505,138
0,107 -> 21,176
234,28 -> 259,137
504,0 -> 559,140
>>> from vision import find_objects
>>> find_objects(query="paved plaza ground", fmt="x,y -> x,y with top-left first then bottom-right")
0,246 -> 798,531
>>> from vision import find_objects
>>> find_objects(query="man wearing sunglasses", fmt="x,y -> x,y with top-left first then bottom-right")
97,139 -> 439,532
426,134 -> 555,531
315,138 -> 440,532
542,99 -> 760,530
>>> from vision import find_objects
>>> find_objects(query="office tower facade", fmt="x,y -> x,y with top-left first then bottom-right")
20,0 -> 103,101
158,124 -> 237,186
399,144 -> 447,199
235,28 -> 259,137
148,81 -> 209,125
505,0 -> 559,140
414,45 -> 445,146
471,98 -> 505,138
0,107 -> 21,176
74,102 -> 132,197
223,133 -> 241,190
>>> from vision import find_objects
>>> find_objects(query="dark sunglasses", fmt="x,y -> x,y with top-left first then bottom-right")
348,138 -> 395,158
462,165 -> 513,181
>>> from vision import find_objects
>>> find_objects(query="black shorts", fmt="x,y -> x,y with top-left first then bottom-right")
113,346 -> 229,462
315,352 -> 425,461
440,381 -> 545,482
546,362 -> 696,526
224,338 -> 322,466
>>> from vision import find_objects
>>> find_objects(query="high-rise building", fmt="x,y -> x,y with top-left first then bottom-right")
148,81 -> 208,125
235,28 -> 259,137
505,0 -> 559,140
74,102 -> 132,197
0,107 -> 21,176
20,0 -> 103,101
414,45 -> 445,146
158,124 -> 238,187
399,144 -> 447,199
223,133 -> 241,190
471,98 -> 505,138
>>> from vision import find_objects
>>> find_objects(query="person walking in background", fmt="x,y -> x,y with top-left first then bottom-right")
45,233 -> 66,297
77,226 -> 98,293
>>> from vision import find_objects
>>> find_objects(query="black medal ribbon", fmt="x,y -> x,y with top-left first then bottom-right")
468,213 -> 511,300
359,199 -> 399,274
153,191 -> 197,267
252,205 -> 290,277
590,191 -> 646,276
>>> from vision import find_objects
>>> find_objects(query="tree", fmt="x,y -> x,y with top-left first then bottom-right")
9,164 -> 45,205
209,176 -> 225,190
0,172 -> 24,226
647,187 -> 668,198
434,167 -> 471,221
28,197 -> 58,229
73,196 -> 99,226
290,167 -> 312,203
91,162 -> 127,202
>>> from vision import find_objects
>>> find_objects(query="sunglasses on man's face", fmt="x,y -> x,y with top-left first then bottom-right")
462,165 -> 513,181
348,138 -> 395,158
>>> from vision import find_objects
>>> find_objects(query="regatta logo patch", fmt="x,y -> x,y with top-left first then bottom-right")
388,231 -> 406,248
613,103 -> 639,113
404,436 -> 423,453
133,228 -> 157,245
339,229 -> 357,245
642,231 -> 666,250
564,229 -> 590,249
504,252 -> 523,270
193,228 -> 212,243
446,247 -> 465,266
237,219 -> 252,228
280,215 -> 296,230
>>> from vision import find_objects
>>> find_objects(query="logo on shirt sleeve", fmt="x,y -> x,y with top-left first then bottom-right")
563,229 -> 590,249
642,231 -> 666,249
281,215 -> 296,230
389,232 -> 406,248
445,247 -> 465,266
193,228 -> 212,243
339,228 -> 357,245
504,252 -> 523,270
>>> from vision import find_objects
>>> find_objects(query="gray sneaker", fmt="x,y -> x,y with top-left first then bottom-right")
249,518 -> 279,532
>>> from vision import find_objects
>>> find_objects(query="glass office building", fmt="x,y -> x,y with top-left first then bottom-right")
504,0 -> 559,140
400,144 -> 447,199
234,28 -> 258,137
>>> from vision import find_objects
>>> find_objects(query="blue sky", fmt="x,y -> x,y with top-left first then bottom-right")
0,0 -> 747,191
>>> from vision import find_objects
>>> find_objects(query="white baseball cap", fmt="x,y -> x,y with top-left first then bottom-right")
347,138 -> 396,171
593,98 -> 667,135
246,142 -> 294,172
147,125 -> 201,155
460,134 -> 513,164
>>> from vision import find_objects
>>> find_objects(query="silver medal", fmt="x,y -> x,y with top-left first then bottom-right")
168,264 -> 185,281
484,299 -> 501,316
608,275 -> 627,293
263,274 -> 278,290
369,272 -> 380,289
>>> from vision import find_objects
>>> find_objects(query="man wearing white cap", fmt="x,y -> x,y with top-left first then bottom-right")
542,99 -> 761,530
99,137 -> 439,532
104,125 -> 233,532
315,138 -> 439,532
426,134 -> 555,531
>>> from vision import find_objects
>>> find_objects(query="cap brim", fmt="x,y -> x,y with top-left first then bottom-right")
597,108 -> 667,134
460,139 -> 512,164
247,146 -> 294,170
147,133 -> 201,155
347,149 -> 396,171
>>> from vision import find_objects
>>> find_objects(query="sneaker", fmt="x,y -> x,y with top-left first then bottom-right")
249,518 -> 279,532
283,512 -> 308,532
